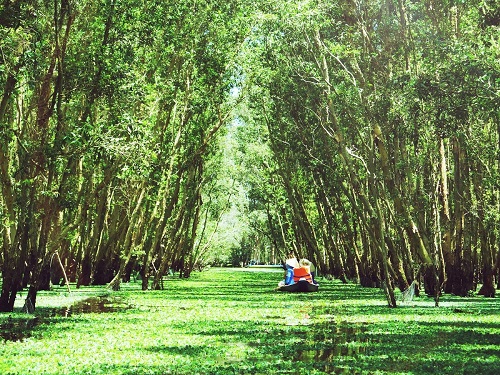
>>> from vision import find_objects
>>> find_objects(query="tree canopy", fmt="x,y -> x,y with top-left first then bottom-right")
1,0 -> 499,311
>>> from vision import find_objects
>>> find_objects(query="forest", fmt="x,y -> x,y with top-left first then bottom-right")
1,0 -> 499,312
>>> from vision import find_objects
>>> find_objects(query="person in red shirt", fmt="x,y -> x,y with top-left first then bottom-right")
293,258 -> 314,284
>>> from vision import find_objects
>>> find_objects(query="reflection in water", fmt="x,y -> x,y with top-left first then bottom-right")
0,317 -> 41,342
54,296 -> 126,317
292,323 -> 370,373
0,296 -> 128,342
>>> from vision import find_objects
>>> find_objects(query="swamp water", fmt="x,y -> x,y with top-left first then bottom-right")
0,295 -> 130,341
291,323 -> 371,373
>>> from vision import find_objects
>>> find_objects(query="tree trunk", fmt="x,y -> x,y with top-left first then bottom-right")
0,71 -> 20,312
86,165 -> 113,285
372,124 -> 437,304
475,162 -> 495,297
477,221 -> 495,297
108,185 -> 146,290
448,135 -> 473,296
438,137 -> 453,294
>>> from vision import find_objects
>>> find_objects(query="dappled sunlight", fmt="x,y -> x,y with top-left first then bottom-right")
1,268 -> 500,374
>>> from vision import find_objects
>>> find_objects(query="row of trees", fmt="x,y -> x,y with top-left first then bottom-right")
1,0 -> 499,311
237,0 -> 500,306
0,0 -> 253,311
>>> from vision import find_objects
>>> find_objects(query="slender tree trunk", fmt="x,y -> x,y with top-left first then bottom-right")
108,185 -> 146,290
475,162 -> 495,297
493,232 -> 500,290
80,165 -> 113,286
0,69 -> 20,312
438,137 -> 453,294
372,124 -> 438,303
147,169 -> 183,288
92,200 -> 125,284
24,2 -> 75,309
449,135 -> 473,296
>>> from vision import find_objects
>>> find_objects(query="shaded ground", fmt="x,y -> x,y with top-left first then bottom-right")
1,268 -> 499,374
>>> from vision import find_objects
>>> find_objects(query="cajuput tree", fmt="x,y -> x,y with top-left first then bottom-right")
240,0 -> 499,305
0,0 -> 258,311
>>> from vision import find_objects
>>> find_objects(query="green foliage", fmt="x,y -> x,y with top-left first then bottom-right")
1,268 -> 500,374
1,0 -> 499,311
1,0 -> 265,300
233,0 -> 500,296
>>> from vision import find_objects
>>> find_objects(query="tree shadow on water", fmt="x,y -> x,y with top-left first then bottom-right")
140,319 -> 374,374
0,295 -> 131,342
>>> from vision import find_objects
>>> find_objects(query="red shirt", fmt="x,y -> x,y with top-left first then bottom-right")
293,266 -> 313,283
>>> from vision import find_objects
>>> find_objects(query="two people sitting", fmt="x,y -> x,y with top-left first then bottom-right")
278,252 -> 318,287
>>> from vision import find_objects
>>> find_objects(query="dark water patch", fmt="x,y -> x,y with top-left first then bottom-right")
0,295 -> 130,341
52,296 -> 129,317
0,316 -> 41,341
